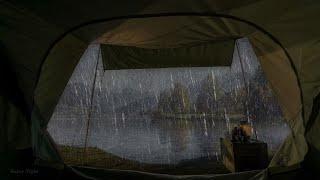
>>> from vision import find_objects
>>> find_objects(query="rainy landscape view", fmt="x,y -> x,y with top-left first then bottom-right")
48,39 -> 290,174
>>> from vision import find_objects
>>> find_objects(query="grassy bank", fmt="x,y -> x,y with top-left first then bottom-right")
58,145 -> 229,175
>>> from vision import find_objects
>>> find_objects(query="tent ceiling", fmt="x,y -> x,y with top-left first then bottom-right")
95,17 -> 249,49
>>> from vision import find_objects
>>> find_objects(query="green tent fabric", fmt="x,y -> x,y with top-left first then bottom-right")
100,40 -> 234,70
1,0 -> 320,179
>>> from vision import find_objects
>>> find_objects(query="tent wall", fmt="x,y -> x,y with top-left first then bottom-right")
31,34 -> 87,164
0,44 -> 31,151
246,3 -> 320,169
0,41 -> 32,177
248,34 -> 307,166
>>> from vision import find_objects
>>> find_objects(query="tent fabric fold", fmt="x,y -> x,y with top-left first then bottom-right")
100,40 -> 235,70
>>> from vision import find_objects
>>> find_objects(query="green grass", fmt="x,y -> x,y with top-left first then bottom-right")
58,145 -> 230,175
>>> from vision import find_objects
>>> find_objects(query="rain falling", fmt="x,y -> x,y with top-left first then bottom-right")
47,38 -> 290,170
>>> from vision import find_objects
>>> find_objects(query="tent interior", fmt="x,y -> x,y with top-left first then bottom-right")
1,1 -> 320,180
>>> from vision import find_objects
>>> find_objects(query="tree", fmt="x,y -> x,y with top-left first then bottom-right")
171,83 -> 190,113
196,74 -> 224,113
158,90 -> 172,113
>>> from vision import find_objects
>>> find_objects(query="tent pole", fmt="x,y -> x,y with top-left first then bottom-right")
83,46 -> 101,164
235,41 -> 252,126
